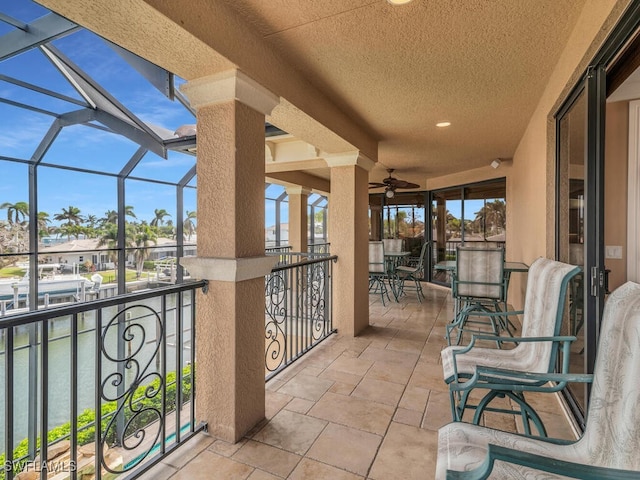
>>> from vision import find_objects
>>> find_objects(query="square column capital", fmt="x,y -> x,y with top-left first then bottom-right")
180,255 -> 278,282
285,186 -> 312,196
180,69 -> 280,115
325,151 -> 375,171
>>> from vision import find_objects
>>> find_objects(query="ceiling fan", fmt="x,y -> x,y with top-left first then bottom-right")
369,168 -> 419,198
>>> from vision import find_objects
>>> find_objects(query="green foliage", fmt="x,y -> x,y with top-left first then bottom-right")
0,365 -> 192,479
0,267 -> 27,279
143,260 -> 156,270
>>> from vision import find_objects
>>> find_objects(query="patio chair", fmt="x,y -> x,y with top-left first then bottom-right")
395,241 -> 429,302
382,238 -> 403,253
441,257 -> 581,437
369,241 -> 391,305
445,245 -> 510,346
436,281 -> 640,479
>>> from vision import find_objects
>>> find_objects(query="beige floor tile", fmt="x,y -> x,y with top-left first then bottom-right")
514,408 -> 577,440
327,354 -> 374,376
365,360 -> 414,385
265,379 -> 286,392
319,368 -> 363,386
329,337 -> 373,356
398,385 -> 430,412
408,361 -> 449,392
172,449 -> 253,480
156,286 -> 579,480
306,423 -> 382,476
300,365 -> 325,377
517,390 -> 565,415
252,409 -> 327,455
247,469 -> 281,480
393,408 -> 423,427
284,397 -> 316,414
422,390 -> 454,431
136,461 -> 177,480
265,390 -> 293,419
359,346 -> 419,367
419,345 -> 444,365
394,328 -> 429,342
481,411 -> 518,432
351,378 -> 405,407
329,381 -> 356,395
209,438 -> 248,457
161,433 -> 215,469
308,392 -> 394,435
277,373 -> 334,401
232,440 -> 301,478
288,458 -> 364,480
369,422 -> 438,480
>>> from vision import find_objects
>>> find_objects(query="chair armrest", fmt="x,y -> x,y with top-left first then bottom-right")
469,334 -> 576,344
451,335 -> 576,358
446,444 -> 640,479
450,366 -> 593,393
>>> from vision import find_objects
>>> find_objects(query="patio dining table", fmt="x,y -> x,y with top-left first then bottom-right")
435,260 -> 529,335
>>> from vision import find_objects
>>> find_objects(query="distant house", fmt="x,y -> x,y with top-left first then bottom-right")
38,237 -> 197,270
265,223 -> 288,247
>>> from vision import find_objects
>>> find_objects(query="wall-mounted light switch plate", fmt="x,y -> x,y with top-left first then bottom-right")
605,245 -> 623,259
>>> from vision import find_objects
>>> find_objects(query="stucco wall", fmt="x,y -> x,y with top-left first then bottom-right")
507,0 -> 631,307
604,101 -> 629,291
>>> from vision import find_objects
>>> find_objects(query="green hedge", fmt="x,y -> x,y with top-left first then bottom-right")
1,365 -> 192,478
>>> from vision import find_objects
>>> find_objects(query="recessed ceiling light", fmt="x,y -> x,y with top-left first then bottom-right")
436,122 -> 451,128
387,0 -> 413,5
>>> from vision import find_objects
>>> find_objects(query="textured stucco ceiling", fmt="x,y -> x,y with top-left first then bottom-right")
217,0 -> 587,185
38,0 -> 588,189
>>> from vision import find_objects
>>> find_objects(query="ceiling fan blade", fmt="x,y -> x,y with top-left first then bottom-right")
394,180 -> 420,189
368,182 -> 387,188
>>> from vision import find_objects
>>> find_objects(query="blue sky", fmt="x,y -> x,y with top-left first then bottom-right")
0,0 -> 197,227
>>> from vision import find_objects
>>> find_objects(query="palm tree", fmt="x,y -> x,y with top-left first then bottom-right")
150,208 -> 171,228
37,211 -> 51,240
473,200 -> 506,237
85,214 -> 98,229
0,201 -> 29,224
101,210 -> 118,226
54,206 -> 83,227
124,205 -> 136,221
96,223 -> 120,267
183,210 -> 197,241
132,224 -> 157,277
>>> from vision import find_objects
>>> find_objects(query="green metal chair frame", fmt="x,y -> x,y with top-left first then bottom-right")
437,281 -> 640,479
445,245 -> 511,346
368,241 -> 392,305
441,257 -> 581,437
395,241 -> 429,302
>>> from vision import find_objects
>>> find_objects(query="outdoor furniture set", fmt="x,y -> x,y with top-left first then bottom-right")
437,246 -> 640,478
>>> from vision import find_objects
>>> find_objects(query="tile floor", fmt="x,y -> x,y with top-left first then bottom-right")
139,284 -> 577,479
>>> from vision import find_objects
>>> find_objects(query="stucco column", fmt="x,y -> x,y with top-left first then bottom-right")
327,152 -> 374,337
179,70 -> 279,442
286,186 -> 310,253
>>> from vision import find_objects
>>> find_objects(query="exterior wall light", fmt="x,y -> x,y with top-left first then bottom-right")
387,0 -> 413,4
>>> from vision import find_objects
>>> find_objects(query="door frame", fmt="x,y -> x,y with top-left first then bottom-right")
554,0 -> 640,429
628,100 -> 640,282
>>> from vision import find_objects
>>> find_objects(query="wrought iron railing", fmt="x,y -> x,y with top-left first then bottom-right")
264,254 -> 337,379
265,245 -> 292,254
0,281 -> 207,480
308,243 -> 330,254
